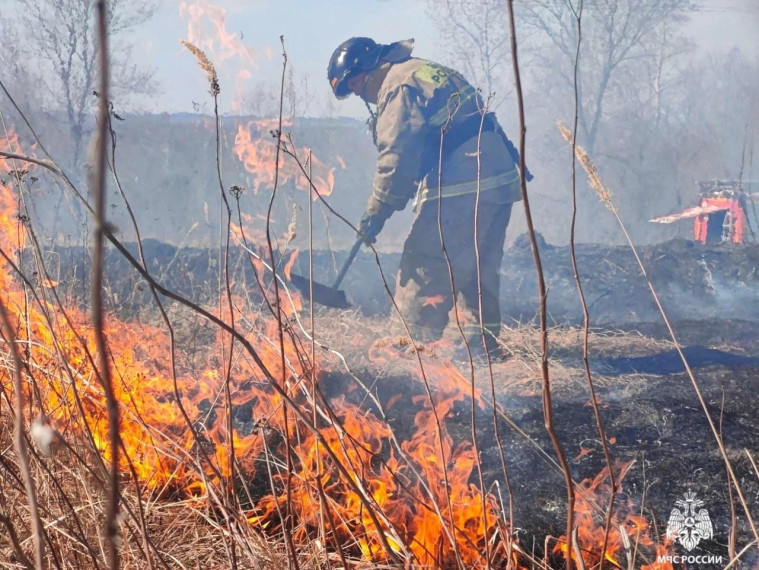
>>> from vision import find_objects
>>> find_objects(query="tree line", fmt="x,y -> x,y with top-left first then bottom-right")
1,0 -> 756,244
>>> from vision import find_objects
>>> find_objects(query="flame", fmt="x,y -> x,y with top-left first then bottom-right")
643,542 -> 675,570
180,0 -> 257,67
233,120 -> 335,198
180,0 -> 338,245
0,128 -> 33,290
1,130 -> 514,565
179,0 -> 260,113
553,461 -> 673,568
1,146 -> 675,566
2,20 -> 673,560
283,248 -> 298,281
422,294 -> 446,308
1,127 -> 23,172
228,215 -> 303,315
230,212 -> 268,245
250,366 -> 504,567
1,127 -> 667,565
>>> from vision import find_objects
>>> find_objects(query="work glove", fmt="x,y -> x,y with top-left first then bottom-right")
358,211 -> 387,245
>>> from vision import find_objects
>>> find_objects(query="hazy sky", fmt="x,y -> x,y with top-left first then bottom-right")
133,0 -> 759,118
135,0 -> 435,117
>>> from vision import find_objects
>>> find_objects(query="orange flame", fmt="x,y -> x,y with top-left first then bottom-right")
180,0 -> 257,66
179,0 -> 337,236
0,128 -> 34,290
179,0 -> 261,113
553,461 -> 673,568
283,248 -> 298,281
0,128 -> 23,173
233,120 -> 335,197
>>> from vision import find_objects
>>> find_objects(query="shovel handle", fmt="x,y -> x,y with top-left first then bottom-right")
332,238 -> 363,290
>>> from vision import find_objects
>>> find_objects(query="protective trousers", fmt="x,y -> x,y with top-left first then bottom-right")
394,193 -> 512,353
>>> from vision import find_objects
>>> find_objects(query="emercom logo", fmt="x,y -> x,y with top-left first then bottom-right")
657,491 -> 723,565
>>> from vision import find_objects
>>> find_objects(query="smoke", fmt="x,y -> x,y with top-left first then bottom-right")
688,0 -> 759,56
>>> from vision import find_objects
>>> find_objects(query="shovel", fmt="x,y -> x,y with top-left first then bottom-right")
289,237 -> 363,309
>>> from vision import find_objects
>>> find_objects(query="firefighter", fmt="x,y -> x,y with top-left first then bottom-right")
327,37 -> 525,358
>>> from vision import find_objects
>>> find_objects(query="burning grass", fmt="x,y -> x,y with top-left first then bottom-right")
1,60 -> 756,570
0,159 -> 730,566
0,437 -> 287,569
0,150 -> 514,565
3,118 -> 758,568
0,251 -> 682,569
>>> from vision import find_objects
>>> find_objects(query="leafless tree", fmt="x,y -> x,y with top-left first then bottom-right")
240,66 -> 313,120
2,0 -> 158,169
520,0 -> 695,154
0,20 -> 46,118
425,0 -> 514,108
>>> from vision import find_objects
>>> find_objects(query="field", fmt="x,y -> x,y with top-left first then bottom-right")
2,235 -> 758,569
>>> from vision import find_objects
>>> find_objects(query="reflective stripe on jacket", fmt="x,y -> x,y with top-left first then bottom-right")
366,57 -> 521,217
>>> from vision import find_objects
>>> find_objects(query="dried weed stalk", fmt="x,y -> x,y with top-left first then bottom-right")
91,4 -> 121,568
507,3 -> 576,569
559,122 -> 616,211
180,40 -> 220,96
557,119 -> 759,548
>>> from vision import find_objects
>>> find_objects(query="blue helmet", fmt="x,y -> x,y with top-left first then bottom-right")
327,37 -> 383,99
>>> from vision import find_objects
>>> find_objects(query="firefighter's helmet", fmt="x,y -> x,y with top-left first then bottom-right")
328,37 -> 415,99
327,37 -> 383,99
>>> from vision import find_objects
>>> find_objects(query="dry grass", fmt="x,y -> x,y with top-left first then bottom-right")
305,309 -> 673,396
0,301 -> 674,569
1,26 -> 740,568
0,419 -> 290,569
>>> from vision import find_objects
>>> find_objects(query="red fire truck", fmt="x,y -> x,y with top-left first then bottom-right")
650,180 -> 757,244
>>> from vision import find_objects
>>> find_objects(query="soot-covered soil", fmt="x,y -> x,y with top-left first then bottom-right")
304,238 -> 759,566
316,317 -> 759,567
38,237 -> 759,323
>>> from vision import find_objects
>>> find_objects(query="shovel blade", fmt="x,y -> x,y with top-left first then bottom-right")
289,273 -> 350,309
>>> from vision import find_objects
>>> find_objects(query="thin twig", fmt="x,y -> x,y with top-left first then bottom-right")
506,3 -> 575,569
471,96 -> 517,567
558,120 -> 759,545
101,94 -> 159,570
264,36 -> 300,570
746,449 -> 759,482
720,389 -> 737,561
306,152 -> 343,570
0,300 -> 45,569
566,2 -> 616,566
722,540 -> 758,570
91,4 -> 120,567
432,97 -> 474,570
209,40 -> 240,570
570,527 -> 586,570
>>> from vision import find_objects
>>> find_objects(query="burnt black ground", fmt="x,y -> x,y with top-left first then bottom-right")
329,332 -> 759,568
38,237 -> 758,324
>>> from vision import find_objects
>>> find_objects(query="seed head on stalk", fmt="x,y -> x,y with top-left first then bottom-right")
558,120 -> 617,214
181,40 -> 220,96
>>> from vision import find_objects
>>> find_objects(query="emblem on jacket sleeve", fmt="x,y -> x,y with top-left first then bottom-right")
666,491 -> 713,551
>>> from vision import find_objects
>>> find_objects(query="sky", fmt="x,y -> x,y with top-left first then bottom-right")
133,0 -> 759,119
135,0 -> 436,117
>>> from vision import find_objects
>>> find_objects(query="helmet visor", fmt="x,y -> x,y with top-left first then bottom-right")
330,74 -> 353,99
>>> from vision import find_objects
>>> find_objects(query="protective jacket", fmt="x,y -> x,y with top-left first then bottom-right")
365,57 -> 521,219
